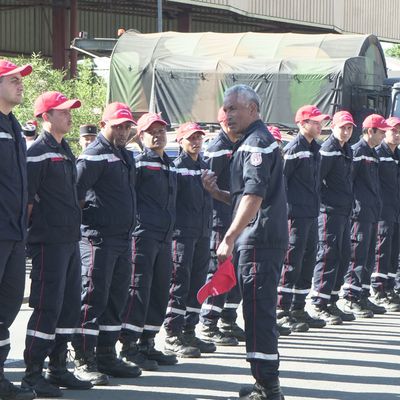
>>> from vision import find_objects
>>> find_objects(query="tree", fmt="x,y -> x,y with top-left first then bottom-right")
386,44 -> 400,59
10,54 -> 107,154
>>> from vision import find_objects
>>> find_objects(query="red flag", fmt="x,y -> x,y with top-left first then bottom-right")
197,256 -> 237,304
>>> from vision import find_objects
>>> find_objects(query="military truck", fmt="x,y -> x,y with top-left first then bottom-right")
107,31 -> 398,141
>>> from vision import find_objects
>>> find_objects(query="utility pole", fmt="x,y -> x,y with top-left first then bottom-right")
157,0 -> 162,32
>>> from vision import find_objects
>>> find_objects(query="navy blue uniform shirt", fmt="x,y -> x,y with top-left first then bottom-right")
376,140 -> 400,222
133,147 -> 177,242
0,112 -> 27,241
27,131 -> 81,243
173,150 -> 212,238
283,133 -> 320,218
319,134 -> 353,216
230,119 -> 288,250
203,129 -> 234,230
77,132 -> 136,239
351,138 -> 381,223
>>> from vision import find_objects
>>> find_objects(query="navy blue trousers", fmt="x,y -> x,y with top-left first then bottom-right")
312,213 -> 351,306
371,221 -> 400,293
72,236 -> 131,353
0,241 -> 26,369
120,236 -> 172,343
164,236 -> 210,335
278,217 -> 318,310
239,247 -> 284,383
24,242 -> 81,365
343,220 -> 378,301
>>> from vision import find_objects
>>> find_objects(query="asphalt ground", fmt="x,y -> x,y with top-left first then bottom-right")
5,298 -> 400,400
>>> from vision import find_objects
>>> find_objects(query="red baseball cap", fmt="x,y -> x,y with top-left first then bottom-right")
267,125 -> 282,142
385,117 -> 400,128
362,114 -> 391,130
136,112 -> 167,134
34,91 -> 81,117
102,102 -> 135,126
331,111 -> 356,128
295,105 -> 330,124
176,122 -> 205,142
217,107 -> 227,124
0,59 -> 32,78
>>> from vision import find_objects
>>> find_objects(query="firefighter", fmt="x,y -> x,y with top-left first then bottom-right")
72,102 -> 139,385
78,124 -> 97,150
342,114 -> 389,317
310,111 -> 356,323
163,122 -> 217,357
22,91 -> 92,397
203,84 -> 288,400
119,112 -> 178,370
0,59 -> 35,400
370,117 -> 400,311
278,105 -> 330,332
200,108 -> 243,344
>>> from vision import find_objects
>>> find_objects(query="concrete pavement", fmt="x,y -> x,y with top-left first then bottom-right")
5,301 -> 400,400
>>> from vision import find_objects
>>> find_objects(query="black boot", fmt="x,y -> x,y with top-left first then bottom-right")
239,380 -> 284,400
96,346 -> 141,378
74,350 -> 109,386
139,337 -> 178,365
0,373 -> 35,400
45,350 -> 93,390
181,330 -> 216,353
120,342 -> 159,371
21,363 -> 62,398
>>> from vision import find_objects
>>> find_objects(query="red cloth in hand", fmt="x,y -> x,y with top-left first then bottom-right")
197,256 -> 237,304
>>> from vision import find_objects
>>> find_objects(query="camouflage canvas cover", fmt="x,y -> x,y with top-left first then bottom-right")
108,32 -> 387,129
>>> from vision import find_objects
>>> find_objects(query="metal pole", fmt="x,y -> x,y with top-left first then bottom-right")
157,0 -> 162,32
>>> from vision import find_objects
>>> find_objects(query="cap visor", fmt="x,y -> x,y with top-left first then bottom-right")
310,114 -> 331,122
108,117 -> 136,126
52,99 -> 81,111
335,121 -> 356,128
142,119 -> 167,132
2,64 -> 32,77
184,129 -> 206,139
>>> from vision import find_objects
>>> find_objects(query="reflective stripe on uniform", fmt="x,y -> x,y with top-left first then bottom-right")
284,150 -> 312,160
143,324 -> 161,331
238,141 -> 278,155
98,324 -> 121,331
0,338 -> 10,347
247,351 -> 278,361
0,132 -> 13,140
320,150 -> 342,157
78,153 -> 120,162
121,323 -> 143,333
26,329 -> 56,340
201,304 -> 223,313
27,153 -> 67,163
353,155 -> 378,163
203,149 -> 232,158
166,306 -> 186,316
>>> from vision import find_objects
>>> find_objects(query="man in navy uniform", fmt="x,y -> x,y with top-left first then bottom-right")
342,114 -> 389,317
205,84 -> 288,400
0,59 -> 35,400
22,91 -> 92,397
310,111 -> 356,323
119,112 -> 178,370
370,117 -> 400,312
72,102 -> 139,384
200,108 -> 243,344
278,105 -> 329,332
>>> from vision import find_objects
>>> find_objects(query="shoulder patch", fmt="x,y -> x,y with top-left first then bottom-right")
250,152 -> 262,166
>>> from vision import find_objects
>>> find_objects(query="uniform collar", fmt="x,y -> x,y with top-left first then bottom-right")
234,119 -> 264,150
144,146 -> 172,165
43,130 -> 64,150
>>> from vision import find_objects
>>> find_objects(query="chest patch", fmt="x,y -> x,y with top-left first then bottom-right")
250,152 -> 262,166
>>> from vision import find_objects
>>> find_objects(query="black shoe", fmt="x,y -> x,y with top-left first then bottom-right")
277,310 -> 309,333
342,299 -> 374,318
360,297 -> 386,314
164,335 -> 201,358
370,292 -> 400,312
74,351 -> 109,386
182,331 -> 216,353
386,289 -> 400,304
120,342 -> 158,371
290,308 -> 326,328
45,368 -> 92,390
239,381 -> 284,400
219,320 -> 246,342
0,377 -> 35,400
201,326 -> 239,346
277,324 -> 291,336
309,304 -> 342,325
327,302 -> 355,321
21,368 -> 62,398
97,347 -> 142,378
139,338 -> 178,365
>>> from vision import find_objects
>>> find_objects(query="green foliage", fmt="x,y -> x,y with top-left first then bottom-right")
386,44 -> 400,59
8,54 -> 106,154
